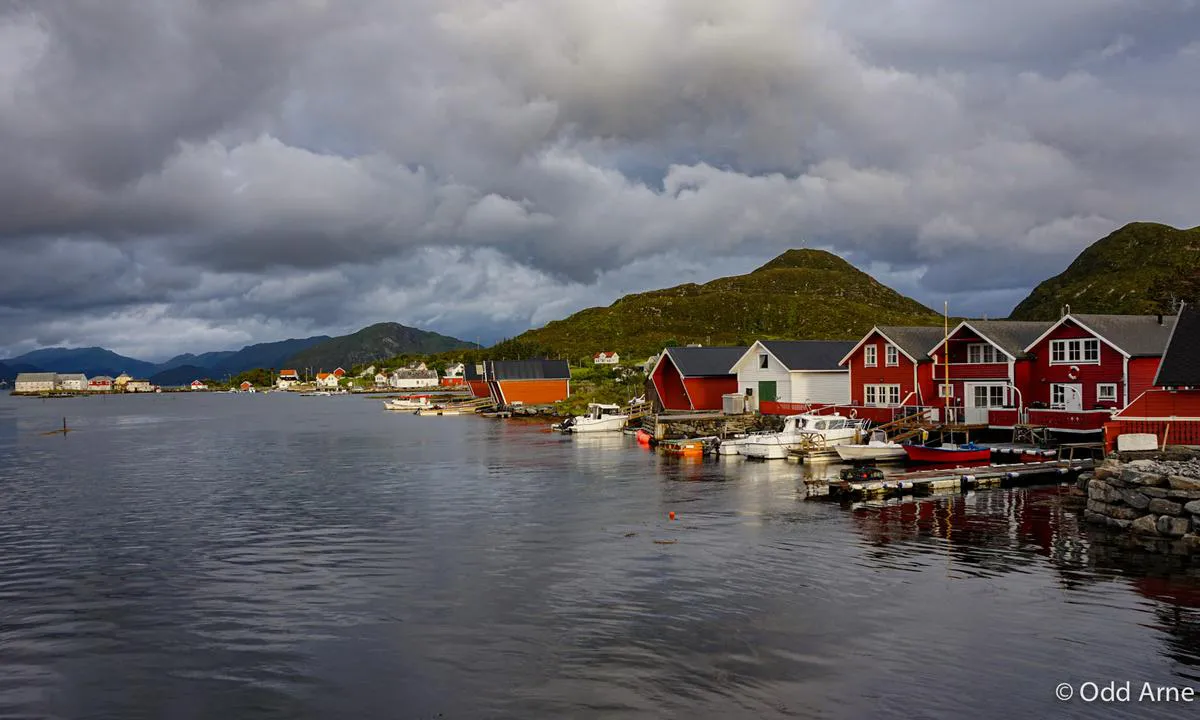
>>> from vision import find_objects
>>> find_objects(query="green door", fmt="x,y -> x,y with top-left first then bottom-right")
759,381 -> 777,402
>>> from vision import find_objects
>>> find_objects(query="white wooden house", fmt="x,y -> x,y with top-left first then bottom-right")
14,373 -> 57,393
593,351 -> 620,365
57,373 -> 88,391
729,341 -> 854,411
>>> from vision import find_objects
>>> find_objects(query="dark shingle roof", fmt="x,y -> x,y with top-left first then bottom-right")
663,346 -> 748,377
1154,304 -> 1200,387
486,359 -> 570,381
963,320 -> 1054,358
875,326 -> 945,361
761,341 -> 855,371
464,363 -> 484,381
1071,314 -> 1177,357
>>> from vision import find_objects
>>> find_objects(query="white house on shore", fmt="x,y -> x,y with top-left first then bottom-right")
728,340 -> 855,411
315,372 -> 339,389
88,376 -> 114,392
14,373 -> 57,393
57,373 -> 88,391
190,380 -> 208,391
389,366 -> 439,388
277,369 -> 300,389
593,351 -> 620,365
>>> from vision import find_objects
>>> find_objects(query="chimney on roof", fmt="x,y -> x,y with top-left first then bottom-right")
1061,304 -> 1070,319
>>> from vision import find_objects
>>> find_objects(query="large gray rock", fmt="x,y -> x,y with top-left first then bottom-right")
1157,515 -> 1190,538
1123,469 -> 1168,487
1167,489 -> 1200,501
1108,518 -> 1133,530
1084,510 -> 1108,526
1184,500 -> 1200,515
1088,479 -> 1119,504
1148,498 -> 1184,516
1184,534 -> 1200,553
1141,487 -> 1170,498
1086,500 -> 1112,516
1167,475 -> 1200,491
1132,515 -> 1160,536
1108,505 -> 1145,521
1119,490 -> 1151,510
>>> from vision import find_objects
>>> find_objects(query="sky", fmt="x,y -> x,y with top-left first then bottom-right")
1,0 -> 1198,361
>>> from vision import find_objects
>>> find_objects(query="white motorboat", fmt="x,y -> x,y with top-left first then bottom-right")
835,430 -> 907,462
554,403 -> 628,433
716,433 -> 762,456
384,396 -> 433,411
741,413 -> 862,460
299,391 -> 332,397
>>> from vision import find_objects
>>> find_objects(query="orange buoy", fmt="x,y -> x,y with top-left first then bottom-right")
669,511 -> 676,520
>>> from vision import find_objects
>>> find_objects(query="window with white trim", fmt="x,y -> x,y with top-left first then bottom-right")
972,384 -> 1008,408
1050,384 -> 1077,409
864,384 -> 901,406
1050,338 -> 1100,364
1096,383 -> 1118,402
938,383 -> 954,398
864,344 -> 877,367
967,343 -> 1000,364
885,344 -> 899,367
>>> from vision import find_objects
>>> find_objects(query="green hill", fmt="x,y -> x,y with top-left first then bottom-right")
1010,222 -> 1200,320
509,249 -> 943,361
284,322 -> 478,371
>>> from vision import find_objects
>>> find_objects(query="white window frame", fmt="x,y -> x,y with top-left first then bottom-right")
885,344 -> 899,367
1096,383 -> 1118,402
864,383 -> 901,407
1050,338 -> 1100,365
966,343 -> 999,364
864,344 -> 877,367
938,383 -> 954,398
1050,384 -> 1074,409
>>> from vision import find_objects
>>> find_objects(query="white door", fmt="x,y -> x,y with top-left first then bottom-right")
1052,383 -> 1083,412
965,383 -> 1007,424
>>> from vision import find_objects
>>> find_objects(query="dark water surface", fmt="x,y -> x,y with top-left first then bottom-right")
1,393 -> 1197,719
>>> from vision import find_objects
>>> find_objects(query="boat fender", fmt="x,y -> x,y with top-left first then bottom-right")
1056,467 -> 1069,475
1006,471 -> 1019,480
1068,365 -> 1080,380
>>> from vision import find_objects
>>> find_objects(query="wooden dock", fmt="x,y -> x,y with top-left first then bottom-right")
808,458 -> 1095,501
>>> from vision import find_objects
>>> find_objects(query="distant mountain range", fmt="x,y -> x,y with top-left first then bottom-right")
1009,222 -> 1200,320
0,323 -> 476,384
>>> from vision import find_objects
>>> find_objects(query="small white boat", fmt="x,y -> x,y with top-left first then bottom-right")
716,433 -> 762,456
555,403 -> 628,433
384,396 -> 433,411
742,413 -> 862,460
835,430 -> 907,462
299,391 -> 332,397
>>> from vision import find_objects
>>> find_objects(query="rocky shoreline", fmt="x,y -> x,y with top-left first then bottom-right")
1077,449 -> 1200,554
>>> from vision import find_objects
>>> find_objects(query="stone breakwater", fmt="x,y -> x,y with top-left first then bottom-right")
1079,454 -> 1200,554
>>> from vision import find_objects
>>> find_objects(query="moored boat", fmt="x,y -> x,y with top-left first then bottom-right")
741,413 -> 862,460
903,442 -> 991,464
835,430 -> 907,462
384,396 -> 433,411
553,403 -> 628,433
659,437 -> 715,457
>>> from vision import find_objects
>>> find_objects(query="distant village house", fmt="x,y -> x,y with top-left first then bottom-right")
88,376 -> 114,392
277,369 -> 300,389
14,373 -> 57,393
315,372 -> 339,389
190,380 -> 208,391
593,351 -> 619,365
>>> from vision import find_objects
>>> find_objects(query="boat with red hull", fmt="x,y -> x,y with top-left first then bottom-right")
903,443 -> 991,464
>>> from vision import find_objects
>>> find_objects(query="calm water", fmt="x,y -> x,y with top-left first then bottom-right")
1,393 -> 1197,719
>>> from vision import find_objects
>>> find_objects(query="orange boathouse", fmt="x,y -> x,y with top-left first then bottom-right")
485,359 -> 571,406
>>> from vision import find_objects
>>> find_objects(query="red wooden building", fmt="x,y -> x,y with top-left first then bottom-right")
927,320 -> 1051,426
1107,304 -> 1200,449
1016,314 -> 1177,432
485,359 -> 571,406
464,362 -> 490,398
839,326 -> 944,423
648,346 -> 746,411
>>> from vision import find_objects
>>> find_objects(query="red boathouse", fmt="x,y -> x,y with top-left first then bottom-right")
840,325 -> 944,422
648,346 -> 747,411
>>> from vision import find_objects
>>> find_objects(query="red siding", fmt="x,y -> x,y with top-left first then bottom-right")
682,377 -> 738,411
845,330 -> 927,407
1025,320 -> 1127,410
1127,357 -> 1162,404
495,379 -> 569,405
440,378 -> 466,386
651,357 -> 692,411
1117,388 -> 1200,420
1105,389 -> 1200,450
467,380 -> 490,398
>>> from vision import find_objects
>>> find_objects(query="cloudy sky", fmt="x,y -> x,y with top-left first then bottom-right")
1,0 -> 1198,360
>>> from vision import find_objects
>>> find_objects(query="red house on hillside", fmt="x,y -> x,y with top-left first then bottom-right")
649,346 -> 746,411
927,320 -> 1051,425
840,326 -> 944,423
1108,304 -> 1200,449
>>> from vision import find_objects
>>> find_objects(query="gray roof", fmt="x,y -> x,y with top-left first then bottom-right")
662,346 -> 748,377
57,373 -> 88,381
1070,314 -> 1178,357
464,363 -> 484,381
486,359 -> 570,381
875,326 -> 946,361
392,368 -> 438,379
1154,305 -> 1199,386
15,372 -> 57,382
961,320 -> 1054,358
761,341 -> 854,371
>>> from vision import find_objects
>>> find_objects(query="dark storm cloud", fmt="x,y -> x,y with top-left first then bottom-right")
1,0 -> 1198,357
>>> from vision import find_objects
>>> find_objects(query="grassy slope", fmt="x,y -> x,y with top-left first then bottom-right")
1010,222 -> 1200,320
511,249 -> 943,361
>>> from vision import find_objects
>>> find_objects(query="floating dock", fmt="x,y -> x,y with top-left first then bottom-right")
807,458 -> 1095,501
